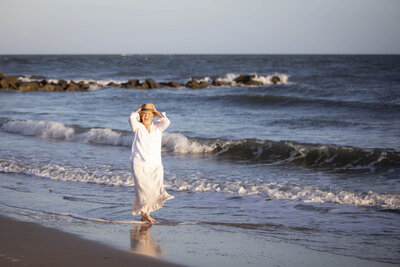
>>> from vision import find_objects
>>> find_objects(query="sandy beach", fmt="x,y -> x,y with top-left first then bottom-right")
0,211 -> 396,267
0,215 -> 181,267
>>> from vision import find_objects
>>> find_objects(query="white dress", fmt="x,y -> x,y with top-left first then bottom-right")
128,111 -> 174,216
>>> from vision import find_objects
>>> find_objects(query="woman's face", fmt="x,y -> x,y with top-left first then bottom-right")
140,111 -> 155,125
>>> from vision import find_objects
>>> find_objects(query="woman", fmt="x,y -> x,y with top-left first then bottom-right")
128,103 -> 174,223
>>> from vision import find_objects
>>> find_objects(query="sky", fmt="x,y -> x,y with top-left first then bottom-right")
0,0 -> 399,54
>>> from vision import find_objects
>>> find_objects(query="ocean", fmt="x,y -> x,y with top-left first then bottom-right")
0,54 -> 399,265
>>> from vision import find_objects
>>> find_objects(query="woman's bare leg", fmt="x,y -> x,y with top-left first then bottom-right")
141,211 -> 157,223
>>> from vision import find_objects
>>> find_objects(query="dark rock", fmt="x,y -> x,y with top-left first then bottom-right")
121,79 -> 140,89
41,84 -> 63,92
17,82 -> 40,92
159,82 -> 169,88
271,76 -> 280,84
57,80 -> 68,89
212,79 -> 231,86
139,82 -> 149,89
185,79 -> 210,89
77,81 -> 89,90
65,84 -> 80,92
88,81 -> 102,87
53,85 -> 64,91
245,79 -> 263,86
0,72 -> 4,79
137,78 -> 162,89
160,81 -> 182,88
233,75 -> 264,86
87,81 -> 102,89
144,78 -> 162,89
168,81 -> 182,88
234,75 -> 255,85
39,80 -> 48,87
0,76 -> 20,89
106,82 -> 120,88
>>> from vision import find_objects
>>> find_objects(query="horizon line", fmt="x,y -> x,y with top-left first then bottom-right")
1,53 -> 400,56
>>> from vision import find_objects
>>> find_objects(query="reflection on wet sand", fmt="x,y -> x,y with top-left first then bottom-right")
130,224 -> 161,257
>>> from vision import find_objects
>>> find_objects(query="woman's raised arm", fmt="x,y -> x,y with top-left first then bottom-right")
128,107 -> 142,132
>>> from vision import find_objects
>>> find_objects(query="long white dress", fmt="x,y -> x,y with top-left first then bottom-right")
128,111 -> 174,216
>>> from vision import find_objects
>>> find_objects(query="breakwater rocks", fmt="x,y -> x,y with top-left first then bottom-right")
0,72 -> 284,92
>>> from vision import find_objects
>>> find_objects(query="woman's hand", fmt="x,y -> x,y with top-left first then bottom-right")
135,107 -> 142,113
153,106 -> 164,118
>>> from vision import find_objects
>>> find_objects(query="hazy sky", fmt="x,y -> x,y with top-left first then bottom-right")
1,0 -> 399,54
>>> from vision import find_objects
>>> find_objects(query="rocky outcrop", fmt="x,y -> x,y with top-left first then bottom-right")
0,75 -> 93,92
141,78 -> 162,89
185,79 -> 210,89
0,72 -> 284,92
17,82 -> 40,92
212,80 -> 231,87
0,75 -> 20,89
121,79 -> 140,89
234,75 -> 262,86
271,75 -> 280,84
120,78 -> 165,89
160,81 -> 182,88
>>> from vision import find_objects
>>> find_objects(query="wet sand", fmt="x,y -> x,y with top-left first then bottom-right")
0,215 -> 181,267
0,212 -> 396,267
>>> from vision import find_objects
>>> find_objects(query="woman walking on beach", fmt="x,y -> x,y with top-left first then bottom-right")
129,103 -> 174,223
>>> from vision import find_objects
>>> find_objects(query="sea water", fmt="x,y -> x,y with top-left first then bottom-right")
0,55 -> 399,265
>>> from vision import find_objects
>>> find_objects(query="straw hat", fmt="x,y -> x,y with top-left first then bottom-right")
140,103 -> 156,115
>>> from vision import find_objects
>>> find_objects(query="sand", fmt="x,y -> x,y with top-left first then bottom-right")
0,211 -> 396,267
0,215 -> 181,267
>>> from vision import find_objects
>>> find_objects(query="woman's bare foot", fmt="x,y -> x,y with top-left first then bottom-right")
141,211 -> 157,223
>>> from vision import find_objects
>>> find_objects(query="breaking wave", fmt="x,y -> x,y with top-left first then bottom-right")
1,119 -> 399,171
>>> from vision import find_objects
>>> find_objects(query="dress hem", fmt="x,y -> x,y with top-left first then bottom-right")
132,193 -> 174,216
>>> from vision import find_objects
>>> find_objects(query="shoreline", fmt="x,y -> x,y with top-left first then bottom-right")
0,210 -> 396,267
0,215 -> 182,267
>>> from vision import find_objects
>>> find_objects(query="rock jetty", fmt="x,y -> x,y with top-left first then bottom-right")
0,72 -> 282,92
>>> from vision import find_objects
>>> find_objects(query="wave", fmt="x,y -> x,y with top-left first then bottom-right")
1,157 -> 399,209
1,119 -> 399,171
0,202 -> 145,225
1,119 -> 132,147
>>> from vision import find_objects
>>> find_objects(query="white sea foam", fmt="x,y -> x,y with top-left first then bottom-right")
162,133 -> 216,154
18,75 -> 125,88
167,178 -> 400,209
216,73 -> 291,86
0,120 -> 218,154
253,73 -> 291,85
1,120 -> 75,140
216,73 -> 239,85
0,202 -> 145,225
0,158 -> 134,187
77,128 -> 132,147
1,158 -> 399,209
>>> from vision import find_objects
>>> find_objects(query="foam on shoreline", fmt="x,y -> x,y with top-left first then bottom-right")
1,156 -> 399,209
